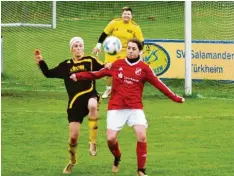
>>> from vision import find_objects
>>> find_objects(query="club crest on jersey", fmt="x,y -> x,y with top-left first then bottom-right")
119,67 -> 123,71
135,68 -> 142,75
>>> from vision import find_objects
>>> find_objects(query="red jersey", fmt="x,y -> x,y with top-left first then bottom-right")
75,58 -> 183,110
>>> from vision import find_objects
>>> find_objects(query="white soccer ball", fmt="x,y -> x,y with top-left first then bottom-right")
103,36 -> 122,55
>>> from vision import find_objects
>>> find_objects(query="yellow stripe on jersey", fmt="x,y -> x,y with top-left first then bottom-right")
77,56 -> 104,65
73,58 -> 92,64
69,58 -> 94,109
69,83 -> 94,109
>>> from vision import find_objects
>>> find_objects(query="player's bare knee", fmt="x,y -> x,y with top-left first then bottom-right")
106,132 -> 117,143
70,131 -> 79,144
107,137 -> 116,143
137,133 -> 147,142
89,104 -> 97,111
70,136 -> 78,144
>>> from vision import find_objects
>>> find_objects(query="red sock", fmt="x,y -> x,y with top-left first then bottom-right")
137,141 -> 147,170
107,140 -> 121,158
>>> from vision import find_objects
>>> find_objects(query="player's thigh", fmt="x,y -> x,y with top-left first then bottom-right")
88,97 -> 98,111
88,93 -> 100,117
106,129 -> 119,142
89,92 -> 101,106
107,110 -> 129,131
127,109 -> 148,128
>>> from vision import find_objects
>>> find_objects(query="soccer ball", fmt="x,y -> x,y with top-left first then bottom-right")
103,36 -> 122,55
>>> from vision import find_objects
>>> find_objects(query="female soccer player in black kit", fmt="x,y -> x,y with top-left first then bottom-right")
34,37 -> 104,174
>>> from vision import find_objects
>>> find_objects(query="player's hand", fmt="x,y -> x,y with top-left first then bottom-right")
173,95 -> 185,103
104,62 -> 112,70
92,47 -> 101,57
92,43 -> 102,56
34,49 -> 43,64
70,74 -> 77,82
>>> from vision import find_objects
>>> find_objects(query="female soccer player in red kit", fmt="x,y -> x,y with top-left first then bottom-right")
70,39 -> 185,176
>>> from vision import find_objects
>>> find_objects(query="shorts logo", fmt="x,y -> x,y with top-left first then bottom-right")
135,68 -> 142,75
143,43 -> 170,76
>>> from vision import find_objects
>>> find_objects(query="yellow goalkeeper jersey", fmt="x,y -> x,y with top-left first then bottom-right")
104,18 -> 144,51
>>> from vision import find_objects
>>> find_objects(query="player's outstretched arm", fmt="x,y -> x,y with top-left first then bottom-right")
70,68 -> 112,82
34,49 -> 64,79
145,66 -> 185,103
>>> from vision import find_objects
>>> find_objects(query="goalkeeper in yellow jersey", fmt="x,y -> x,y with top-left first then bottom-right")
93,6 -> 144,99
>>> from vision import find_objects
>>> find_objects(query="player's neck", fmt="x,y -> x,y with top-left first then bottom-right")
73,55 -> 84,61
127,56 -> 140,63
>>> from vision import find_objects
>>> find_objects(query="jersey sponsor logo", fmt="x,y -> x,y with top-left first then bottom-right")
70,65 -> 85,73
143,43 -> 170,76
135,68 -> 142,75
124,76 -> 139,84
127,29 -> 133,34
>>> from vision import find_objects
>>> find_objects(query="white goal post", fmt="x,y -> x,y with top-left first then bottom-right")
1,1 -> 56,29
184,0 -> 192,96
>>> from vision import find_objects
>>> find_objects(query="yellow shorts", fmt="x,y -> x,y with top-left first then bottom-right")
104,50 -> 126,63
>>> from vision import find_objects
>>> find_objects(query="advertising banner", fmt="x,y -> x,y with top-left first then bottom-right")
143,39 -> 234,81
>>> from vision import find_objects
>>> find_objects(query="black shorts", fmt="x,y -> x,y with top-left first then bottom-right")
67,92 -> 100,123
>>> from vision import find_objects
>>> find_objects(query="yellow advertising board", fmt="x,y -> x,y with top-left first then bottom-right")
143,39 -> 234,81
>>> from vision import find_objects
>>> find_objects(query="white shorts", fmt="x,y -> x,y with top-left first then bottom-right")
107,109 -> 148,131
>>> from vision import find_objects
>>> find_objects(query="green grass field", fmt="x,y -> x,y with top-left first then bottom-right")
2,90 -> 234,176
1,1 -> 234,176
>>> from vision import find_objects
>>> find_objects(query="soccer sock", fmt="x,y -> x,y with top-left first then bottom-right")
137,141 -> 147,170
88,118 -> 98,143
68,142 -> 78,164
107,140 -> 121,158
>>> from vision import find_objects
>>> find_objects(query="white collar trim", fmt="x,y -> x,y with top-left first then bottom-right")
125,58 -> 141,66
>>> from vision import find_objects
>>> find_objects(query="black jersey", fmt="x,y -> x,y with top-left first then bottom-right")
39,56 -> 104,108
